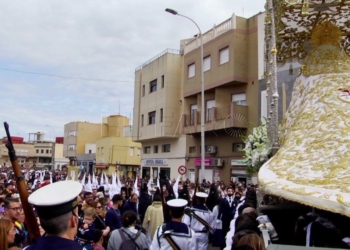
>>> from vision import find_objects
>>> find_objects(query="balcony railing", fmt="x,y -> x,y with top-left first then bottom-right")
184,14 -> 236,54
182,103 -> 248,134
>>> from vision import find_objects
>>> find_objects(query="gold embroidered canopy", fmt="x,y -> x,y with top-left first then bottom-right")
270,0 -> 350,65
259,0 -> 350,217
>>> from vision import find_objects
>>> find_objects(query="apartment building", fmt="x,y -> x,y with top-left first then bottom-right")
133,49 -> 189,181
63,121 -> 101,163
1,134 -> 67,170
133,13 -> 265,184
65,115 -> 142,176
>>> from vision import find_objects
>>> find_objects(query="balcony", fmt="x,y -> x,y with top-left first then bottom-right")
182,103 -> 248,134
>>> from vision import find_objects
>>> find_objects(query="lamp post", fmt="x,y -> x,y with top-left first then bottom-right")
165,8 -> 206,182
46,125 -> 56,170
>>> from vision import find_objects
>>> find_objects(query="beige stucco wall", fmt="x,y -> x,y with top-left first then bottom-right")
63,122 -> 102,157
96,136 -> 141,175
133,52 -> 183,142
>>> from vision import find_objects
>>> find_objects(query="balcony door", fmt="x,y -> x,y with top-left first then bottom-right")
190,104 -> 197,125
206,100 -> 216,122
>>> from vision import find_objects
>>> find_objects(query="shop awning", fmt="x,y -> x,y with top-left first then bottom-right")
95,164 -> 108,169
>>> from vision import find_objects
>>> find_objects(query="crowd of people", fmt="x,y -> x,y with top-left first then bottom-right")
0,167 -> 266,250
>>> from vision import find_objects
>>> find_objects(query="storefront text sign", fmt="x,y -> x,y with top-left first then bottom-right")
195,158 -> 212,167
142,159 -> 168,165
231,159 -> 248,166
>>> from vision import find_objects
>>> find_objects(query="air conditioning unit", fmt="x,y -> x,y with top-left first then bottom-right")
127,166 -> 132,171
206,145 -> 217,154
69,147 -> 74,151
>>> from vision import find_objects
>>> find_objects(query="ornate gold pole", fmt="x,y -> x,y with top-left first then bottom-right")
264,3 -> 272,142
268,0 -> 280,154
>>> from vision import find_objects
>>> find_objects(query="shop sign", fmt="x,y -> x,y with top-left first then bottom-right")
142,159 -> 168,165
231,170 -> 247,175
195,158 -> 212,167
231,159 -> 248,166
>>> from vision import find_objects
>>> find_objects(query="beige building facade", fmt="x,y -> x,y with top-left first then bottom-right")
63,121 -> 101,161
133,13 -> 265,184
95,136 -> 141,176
64,115 -> 142,175
0,137 -> 67,170
133,49 -> 188,180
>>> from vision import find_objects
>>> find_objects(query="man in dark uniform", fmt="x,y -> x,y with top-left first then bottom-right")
24,180 -> 84,250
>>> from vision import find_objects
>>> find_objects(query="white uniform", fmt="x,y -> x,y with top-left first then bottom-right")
151,221 -> 197,250
183,204 -> 215,250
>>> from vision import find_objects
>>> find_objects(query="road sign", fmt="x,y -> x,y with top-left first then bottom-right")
178,165 -> 187,175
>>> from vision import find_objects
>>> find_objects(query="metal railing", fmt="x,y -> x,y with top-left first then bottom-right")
135,48 -> 181,71
184,15 -> 235,54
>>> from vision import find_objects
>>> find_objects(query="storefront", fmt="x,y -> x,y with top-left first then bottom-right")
195,157 -> 223,183
231,159 -> 251,186
141,159 -> 170,181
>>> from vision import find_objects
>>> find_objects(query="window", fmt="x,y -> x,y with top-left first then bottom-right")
130,147 -> 134,156
206,100 -> 216,122
188,63 -> 195,78
190,104 -> 197,125
150,79 -> 157,93
137,148 -> 141,156
69,144 -> 76,150
144,146 -> 151,154
97,147 -> 100,154
232,93 -> 246,105
141,115 -> 144,127
148,111 -> 156,125
219,47 -> 229,65
41,149 -> 44,153
89,150 -> 92,154
142,85 -> 145,97
160,108 -> 163,122
233,143 -> 245,152
101,147 -> 104,154
69,130 -> 77,136
50,150 -> 52,154
161,75 -> 164,88
203,56 -> 211,71
154,145 -> 159,153
189,146 -> 196,154
36,149 -> 39,153
162,144 -> 171,153
46,149 -> 49,154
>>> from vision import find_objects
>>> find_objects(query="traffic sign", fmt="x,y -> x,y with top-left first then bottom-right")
178,165 -> 187,175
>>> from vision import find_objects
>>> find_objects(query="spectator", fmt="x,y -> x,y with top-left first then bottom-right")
107,211 -> 148,250
105,194 -> 123,232
0,218 -> 16,250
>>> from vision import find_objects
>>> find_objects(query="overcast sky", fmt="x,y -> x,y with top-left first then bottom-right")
0,0 -> 265,140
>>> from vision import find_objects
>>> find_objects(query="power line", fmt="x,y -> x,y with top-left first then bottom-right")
0,67 -> 133,83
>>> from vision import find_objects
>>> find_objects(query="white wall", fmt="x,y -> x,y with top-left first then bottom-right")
85,143 -> 96,154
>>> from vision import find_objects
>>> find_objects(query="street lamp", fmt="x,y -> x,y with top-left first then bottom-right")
46,125 -> 56,170
165,8 -> 206,182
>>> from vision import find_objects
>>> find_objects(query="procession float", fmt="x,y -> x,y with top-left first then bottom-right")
256,0 -> 350,248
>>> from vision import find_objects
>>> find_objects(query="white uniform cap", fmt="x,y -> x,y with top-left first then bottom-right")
196,192 -> 208,198
28,180 -> 82,219
167,198 -> 188,208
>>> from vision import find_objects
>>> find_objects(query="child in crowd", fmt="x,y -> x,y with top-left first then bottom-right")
93,229 -> 105,250
76,207 -> 97,250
